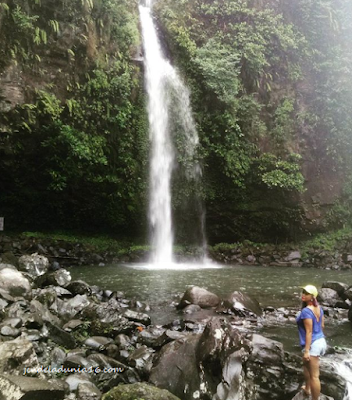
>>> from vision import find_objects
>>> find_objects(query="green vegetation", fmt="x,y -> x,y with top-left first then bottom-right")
155,0 -> 352,242
0,0 -> 148,235
1,0 -> 352,244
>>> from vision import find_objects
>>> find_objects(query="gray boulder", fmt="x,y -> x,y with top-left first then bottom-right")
0,375 -> 66,400
249,334 -> 284,365
77,382 -> 101,400
46,321 -> 76,349
223,291 -> 263,316
0,339 -> 40,376
123,309 -> 151,325
102,382 -> 181,400
322,281 -> 349,296
177,286 -> 220,309
137,326 -> 165,347
246,334 -> 286,399
29,299 -> 62,326
84,336 -> 114,351
344,287 -> 352,301
0,267 -> 31,297
87,353 -> 139,391
128,345 -> 155,378
65,374 -> 93,392
291,390 -> 334,400
318,288 -> 341,307
149,334 -> 201,399
18,253 -> 49,277
66,281 -> 92,296
197,318 -> 249,400
37,269 -> 72,288
285,251 -> 301,261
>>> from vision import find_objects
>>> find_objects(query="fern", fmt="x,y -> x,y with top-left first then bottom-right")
0,3 -> 10,13
48,19 -> 60,33
67,49 -> 75,58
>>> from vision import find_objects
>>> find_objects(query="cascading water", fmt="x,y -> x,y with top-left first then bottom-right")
334,358 -> 352,400
139,0 -> 206,265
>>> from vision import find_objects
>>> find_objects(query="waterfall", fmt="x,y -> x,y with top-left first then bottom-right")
335,358 -> 352,400
139,2 -> 205,264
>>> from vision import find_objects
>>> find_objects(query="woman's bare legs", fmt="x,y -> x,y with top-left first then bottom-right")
308,356 -> 321,400
302,359 -> 311,395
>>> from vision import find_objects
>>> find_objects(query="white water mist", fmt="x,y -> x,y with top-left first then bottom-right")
139,2 -> 206,264
335,359 -> 352,400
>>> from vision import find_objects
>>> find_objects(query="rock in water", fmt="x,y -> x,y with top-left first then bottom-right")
223,291 -> 263,316
102,382 -> 181,400
177,286 -> 220,309
317,288 -> 341,307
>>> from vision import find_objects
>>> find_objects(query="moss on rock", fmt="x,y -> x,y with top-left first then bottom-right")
102,382 -> 181,400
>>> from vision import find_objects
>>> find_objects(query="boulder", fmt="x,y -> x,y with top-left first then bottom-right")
246,334 -> 286,399
46,322 -> 76,349
51,347 -> 66,368
197,318 -> 249,400
29,299 -> 62,326
137,326 -> 165,347
177,286 -> 220,309
77,382 -> 102,400
349,305 -> 352,322
34,288 -> 58,307
149,334 -> 201,399
87,353 -> 139,391
285,251 -> 301,261
84,336 -> 114,351
36,269 -> 72,288
128,345 -> 155,378
0,325 -> 20,337
0,267 -> 31,297
102,382 -> 181,400
0,375 -> 66,400
322,281 -> 349,296
123,309 -> 151,325
64,354 -> 90,369
0,339 -> 40,376
249,334 -> 284,365
344,287 -> 352,301
66,281 -> 92,296
317,288 -> 341,307
183,304 -> 202,314
65,374 -> 93,392
18,253 -> 49,277
222,291 -> 263,316
153,330 -> 187,348
0,252 -> 18,267
291,390 -> 334,400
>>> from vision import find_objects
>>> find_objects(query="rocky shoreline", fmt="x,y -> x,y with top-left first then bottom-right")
0,251 -> 350,399
2,234 -> 352,271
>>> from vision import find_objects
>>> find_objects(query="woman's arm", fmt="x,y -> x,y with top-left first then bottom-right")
303,318 -> 313,361
322,314 -> 325,329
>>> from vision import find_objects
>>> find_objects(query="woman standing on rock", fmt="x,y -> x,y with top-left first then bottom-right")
296,285 -> 327,400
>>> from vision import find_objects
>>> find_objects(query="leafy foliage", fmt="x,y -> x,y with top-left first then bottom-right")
0,0 -> 147,235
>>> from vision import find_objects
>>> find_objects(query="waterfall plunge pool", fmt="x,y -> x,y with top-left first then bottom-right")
70,263 -> 352,352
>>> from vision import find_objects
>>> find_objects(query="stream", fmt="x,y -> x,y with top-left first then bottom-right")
70,263 -> 352,353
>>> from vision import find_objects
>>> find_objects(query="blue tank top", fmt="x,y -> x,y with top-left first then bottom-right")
296,306 -> 325,346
